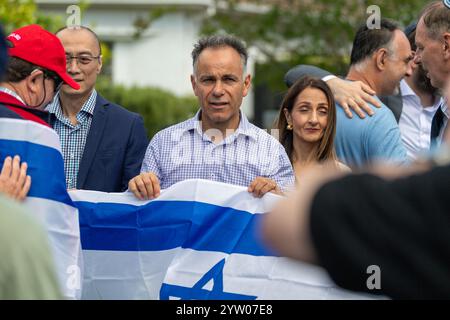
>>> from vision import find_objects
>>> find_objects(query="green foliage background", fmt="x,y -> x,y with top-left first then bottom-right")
201,0 -> 430,92
0,0 -> 432,132
0,0 -> 198,138
0,0 -> 64,33
95,77 -> 198,138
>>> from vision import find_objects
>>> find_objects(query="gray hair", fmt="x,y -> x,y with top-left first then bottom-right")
191,34 -> 248,74
420,1 -> 450,40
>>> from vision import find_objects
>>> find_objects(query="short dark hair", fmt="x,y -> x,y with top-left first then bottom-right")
191,34 -> 248,72
5,56 -> 38,82
420,1 -> 450,40
350,19 -> 400,66
55,25 -> 102,55
4,56 -> 61,85
406,27 -> 417,51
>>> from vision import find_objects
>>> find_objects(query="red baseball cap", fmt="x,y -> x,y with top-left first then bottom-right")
6,24 -> 80,90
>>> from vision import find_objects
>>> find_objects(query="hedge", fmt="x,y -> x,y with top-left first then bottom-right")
96,78 -> 198,139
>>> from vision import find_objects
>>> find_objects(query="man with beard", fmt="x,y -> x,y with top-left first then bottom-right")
397,22 -> 441,160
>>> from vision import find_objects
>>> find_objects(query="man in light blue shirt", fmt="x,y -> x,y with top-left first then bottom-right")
129,35 -> 295,199
334,19 -> 411,167
335,97 -> 406,167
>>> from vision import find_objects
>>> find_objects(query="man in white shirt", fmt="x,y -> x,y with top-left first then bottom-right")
398,22 -> 441,160
398,80 -> 441,160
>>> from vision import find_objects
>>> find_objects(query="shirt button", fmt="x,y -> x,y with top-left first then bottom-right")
70,153 -> 75,158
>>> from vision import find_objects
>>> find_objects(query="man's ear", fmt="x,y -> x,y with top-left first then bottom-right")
375,48 -> 388,71
242,74 -> 251,97
190,74 -> 198,96
26,69 -> 44,95
443,33 -> 450,60
96,56 -> 103,74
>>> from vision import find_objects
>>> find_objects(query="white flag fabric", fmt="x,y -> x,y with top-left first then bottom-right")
0,118 -> 82,299
0,118 -> 375,300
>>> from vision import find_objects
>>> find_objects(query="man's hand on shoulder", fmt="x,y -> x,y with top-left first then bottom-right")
327,78 -> 381,119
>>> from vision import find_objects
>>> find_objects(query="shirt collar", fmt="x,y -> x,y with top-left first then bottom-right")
0,87 -> 26,104
400,79 -> 442,110
184,109 -> 258,141
46,89 -> 97,117
400,79 -> 416,98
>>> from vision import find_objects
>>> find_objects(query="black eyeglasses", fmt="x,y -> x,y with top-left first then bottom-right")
65,54 -> 101,66
43,70 -> 63,93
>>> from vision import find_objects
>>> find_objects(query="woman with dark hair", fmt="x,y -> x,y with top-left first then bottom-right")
275,76 -> 349,181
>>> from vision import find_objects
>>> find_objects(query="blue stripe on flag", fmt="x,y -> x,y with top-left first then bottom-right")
0,139 -> 73,206
77,200 -> 275,256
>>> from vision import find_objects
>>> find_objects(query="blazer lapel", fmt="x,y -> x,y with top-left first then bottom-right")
77,94 -> 108,189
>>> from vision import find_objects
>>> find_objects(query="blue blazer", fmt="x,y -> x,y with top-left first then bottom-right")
75,94 -> 148,192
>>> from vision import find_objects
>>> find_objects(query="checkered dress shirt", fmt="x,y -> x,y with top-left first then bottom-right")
141,110 -> 295,191
46,90 -> 97,189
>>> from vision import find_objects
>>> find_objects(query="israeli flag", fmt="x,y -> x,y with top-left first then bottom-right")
0,118 -> 375,300
0,118 -> 82,299
72,179 -> 374,300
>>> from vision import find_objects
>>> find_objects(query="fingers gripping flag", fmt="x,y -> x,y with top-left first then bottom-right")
0,118 -> 82,299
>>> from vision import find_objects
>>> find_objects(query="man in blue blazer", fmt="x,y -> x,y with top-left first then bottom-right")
47,26 -> 148,192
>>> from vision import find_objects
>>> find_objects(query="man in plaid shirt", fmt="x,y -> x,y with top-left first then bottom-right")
129,35 -> 295,199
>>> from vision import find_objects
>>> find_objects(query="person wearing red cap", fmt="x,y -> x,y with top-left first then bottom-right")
0,24 -> 62,300
0,24 -> 32,201
0,24 -> 80,127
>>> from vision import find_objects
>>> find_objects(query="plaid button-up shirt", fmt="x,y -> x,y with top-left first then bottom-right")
141,110 -> 295,191
46,90 -> 97,189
